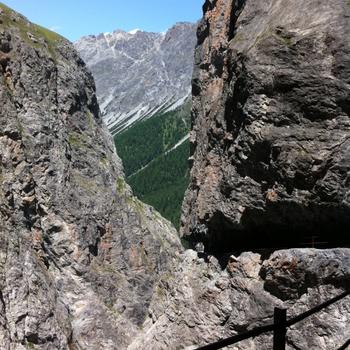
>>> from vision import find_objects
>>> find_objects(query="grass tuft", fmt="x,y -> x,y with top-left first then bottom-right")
0,2 -> 65,58
116,177 -> 126,194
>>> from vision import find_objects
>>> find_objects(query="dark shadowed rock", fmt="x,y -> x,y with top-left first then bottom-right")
181,0 -> 350,253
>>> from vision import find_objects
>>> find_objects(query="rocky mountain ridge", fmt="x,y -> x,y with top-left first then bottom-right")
75,20 -> 197,228
75,22 -> 197,134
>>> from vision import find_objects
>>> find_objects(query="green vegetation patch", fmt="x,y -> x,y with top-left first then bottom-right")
116,176 -> 127,194
33,23 -> 63,45
0,3 -> 64,57
129,140 -> 190,229
87,110 -> 95,129
114,100 -> 190,177
126,195 -> 146,216
68,131 -> 85,148
114,101 -> 191,229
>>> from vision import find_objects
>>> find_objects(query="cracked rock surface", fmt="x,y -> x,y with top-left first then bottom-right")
181,0 -> 350,252
130,248 -> 350,349
1,2 -> 350,350
125,0 -> 349,349
0,5 -> 181,349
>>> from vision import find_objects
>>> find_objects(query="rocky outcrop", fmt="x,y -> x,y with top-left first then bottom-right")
130,249 -> 350,349
75,23 -> 197,134
181,0 -> 350,253
0,4 -> 181,349
124,0 -> 350,348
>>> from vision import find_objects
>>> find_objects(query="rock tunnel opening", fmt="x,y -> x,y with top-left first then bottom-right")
189,203 -> 350,266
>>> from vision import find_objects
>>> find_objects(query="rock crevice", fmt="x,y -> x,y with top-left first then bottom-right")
1,2 -> 350,349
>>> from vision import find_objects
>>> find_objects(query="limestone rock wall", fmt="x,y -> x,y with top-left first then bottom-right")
0,5 -> 181,349
181,0 -> 350,252
130,249 -> 350,349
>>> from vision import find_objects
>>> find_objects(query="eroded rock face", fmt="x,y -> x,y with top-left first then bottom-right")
130,248 -> 350,349
181,0 -> 350,252
75,23 -> 197,134
0,5 -> 181,349
2,2 -> 350,350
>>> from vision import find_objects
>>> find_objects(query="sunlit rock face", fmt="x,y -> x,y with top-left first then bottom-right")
128,1 -> 350,349
75,23 -> 197,134
0,4 -> 181,349
129,248 -> 350,350
181,0 -> 350,253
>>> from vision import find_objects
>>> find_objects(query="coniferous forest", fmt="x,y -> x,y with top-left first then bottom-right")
114,101 -> 191,228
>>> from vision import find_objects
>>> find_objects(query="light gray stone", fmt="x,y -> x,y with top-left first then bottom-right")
130,249 -> 350,349
75,23 -> 197,134
0,5 -> 181,349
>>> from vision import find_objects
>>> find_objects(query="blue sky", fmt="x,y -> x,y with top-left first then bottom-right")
2,0 -> 204,42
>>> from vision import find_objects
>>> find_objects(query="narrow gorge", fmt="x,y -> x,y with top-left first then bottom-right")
0,0 -> 349,349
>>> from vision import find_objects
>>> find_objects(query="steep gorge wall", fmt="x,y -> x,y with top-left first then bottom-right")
181,0 -> 350,253
0,5 -> 181,349
128,1 -> 350,349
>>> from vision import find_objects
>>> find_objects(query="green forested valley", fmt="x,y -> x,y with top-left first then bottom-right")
129,140 -> 190,228
114,101 -> 191,229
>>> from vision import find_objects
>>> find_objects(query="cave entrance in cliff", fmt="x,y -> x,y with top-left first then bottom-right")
202,207 -> 350,264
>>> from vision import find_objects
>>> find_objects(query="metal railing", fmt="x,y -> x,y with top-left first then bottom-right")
195,290 -> 350,350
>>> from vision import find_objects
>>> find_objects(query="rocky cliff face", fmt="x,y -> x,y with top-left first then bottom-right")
130,249 -> 350,349
1,1 -> 350,350
128,0 -> 350,349
0,4 -> 181,349
75,23 -> 197,134
181,0 -> 350,253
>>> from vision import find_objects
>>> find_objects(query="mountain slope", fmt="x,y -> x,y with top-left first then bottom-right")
129,139 -> 190,229
76,24 -> 196,227
75,23 -> 197,134
114,100 -> 191,228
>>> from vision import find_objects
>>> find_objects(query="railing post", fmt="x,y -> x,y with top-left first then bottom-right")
273,308 -> 287,350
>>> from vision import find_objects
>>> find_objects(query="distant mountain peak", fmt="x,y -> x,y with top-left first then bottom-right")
128,28 -> 141,34
75,22 -> 197,134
